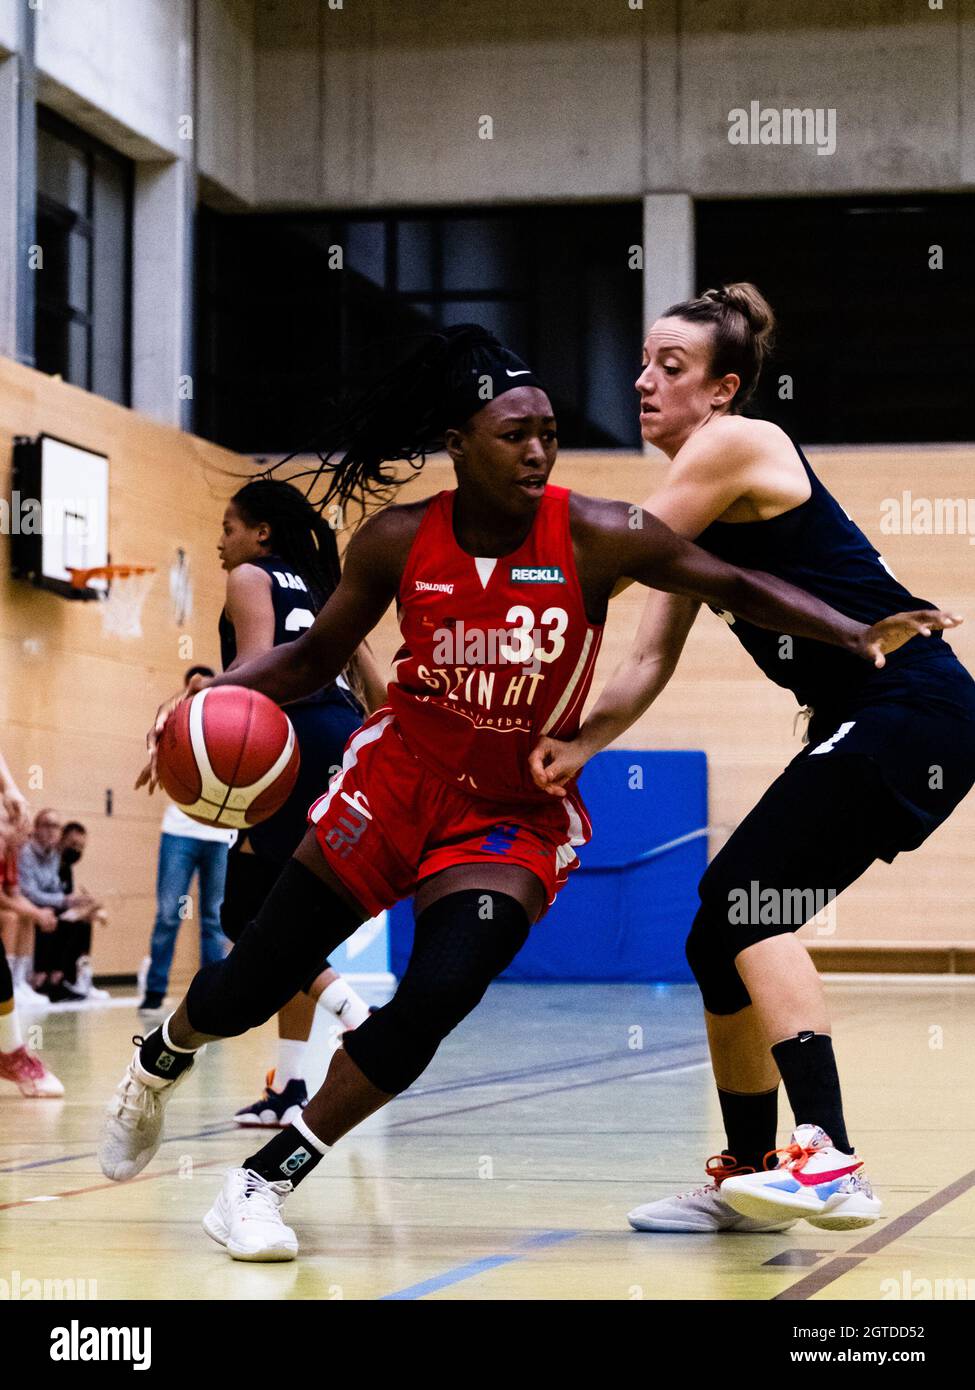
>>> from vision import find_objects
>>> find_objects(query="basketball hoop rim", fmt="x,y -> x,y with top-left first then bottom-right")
67,563 -> 156,590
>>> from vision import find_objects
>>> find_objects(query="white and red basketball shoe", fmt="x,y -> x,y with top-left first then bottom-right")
720,1124 -> 882,1231
0,1045 -> 64,1098
627,1154 -> 798,1233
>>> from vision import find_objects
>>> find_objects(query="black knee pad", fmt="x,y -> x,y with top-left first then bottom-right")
344,889 -> 530,1095
221,850 -> 281,944
685,902 -> 752,1016
186,858 -> 361,1037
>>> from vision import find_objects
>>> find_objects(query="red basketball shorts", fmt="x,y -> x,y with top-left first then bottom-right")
307,709 -> 591,918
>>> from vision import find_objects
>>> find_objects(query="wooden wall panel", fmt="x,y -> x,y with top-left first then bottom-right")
0,359 -> 241,982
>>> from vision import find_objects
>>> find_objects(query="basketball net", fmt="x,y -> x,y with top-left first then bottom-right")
68,565 -> 156,640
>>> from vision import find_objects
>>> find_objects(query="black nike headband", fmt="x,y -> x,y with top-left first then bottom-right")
442,339 -> 548,427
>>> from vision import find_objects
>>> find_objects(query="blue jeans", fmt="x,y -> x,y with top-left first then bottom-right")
146,834 -> 229,995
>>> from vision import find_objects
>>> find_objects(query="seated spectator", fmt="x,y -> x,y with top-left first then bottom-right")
140,665 -> 234,1014
56,822 -> 110,1000
0,806 -> 58,1010
0,801 -> 64,1095
18,809 -> 106,1003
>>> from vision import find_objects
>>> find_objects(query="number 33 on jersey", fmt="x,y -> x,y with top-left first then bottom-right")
388,484 -> 604,803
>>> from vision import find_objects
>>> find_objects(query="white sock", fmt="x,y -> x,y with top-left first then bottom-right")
274,1039 -> 307,1089
318,978 -> 370,1030
0,1007 -> 23,1053
292,1112 -> 330,1155
161,1014 -> 198,1054
11,956 -> 28,987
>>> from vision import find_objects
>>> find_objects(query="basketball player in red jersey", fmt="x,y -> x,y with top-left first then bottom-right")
98,326 -> 950,1260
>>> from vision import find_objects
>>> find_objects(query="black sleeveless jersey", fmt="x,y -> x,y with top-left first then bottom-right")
694,442 -> 972,714
219,554 -> 334,704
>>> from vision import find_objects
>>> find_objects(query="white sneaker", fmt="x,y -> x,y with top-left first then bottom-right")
14,980 -> 51,1011
721,1124 -> 882,1230
98,1038 -> 203,1181
627,1155 -> 798,1233
75,958 -> 110,1001
802,1171 -> 883,1231
203,1168 -> 298,1262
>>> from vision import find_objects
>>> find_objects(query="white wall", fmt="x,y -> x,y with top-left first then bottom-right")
35,0 -> 189,160
197,0 -> 256,207
0,55 -> 17,360
253,0 -> 974,208
679,0 -> 965,195
0,0 -> 17,57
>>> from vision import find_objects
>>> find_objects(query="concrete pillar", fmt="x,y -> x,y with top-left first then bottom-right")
642,193 -> 695,330
131,158 -> 194,427
130,0 -> 194,428
0,55 -> 17,360
0,1 -> 37,367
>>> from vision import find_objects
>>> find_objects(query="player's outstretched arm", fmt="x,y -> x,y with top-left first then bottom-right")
600,500 -> 960,663
206,513 -> 401,704
529,590 -> 699,797
0,746 -> 29,832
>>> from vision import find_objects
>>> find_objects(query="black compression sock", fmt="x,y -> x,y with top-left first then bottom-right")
244,1123 -> 326,1188
770,1032 -> 852,1153
137,1022 -> 197,1081
717,1085 -> 779,1172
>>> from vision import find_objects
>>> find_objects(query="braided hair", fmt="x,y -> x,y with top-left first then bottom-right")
231,479 -> 341,612
260,323 -> 544,515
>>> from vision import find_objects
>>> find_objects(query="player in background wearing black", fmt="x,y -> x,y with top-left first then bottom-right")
156,480 -> 385,1126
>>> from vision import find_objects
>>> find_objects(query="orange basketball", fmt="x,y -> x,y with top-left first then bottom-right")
156,685 -> 300,829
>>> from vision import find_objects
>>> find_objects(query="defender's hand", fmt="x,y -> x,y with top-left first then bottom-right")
855,610 -> 962,668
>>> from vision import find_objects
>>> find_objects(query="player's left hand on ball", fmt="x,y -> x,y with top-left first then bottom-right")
136,675 -> 212,793
858,610 -> 962,668
136,690 -> 185,793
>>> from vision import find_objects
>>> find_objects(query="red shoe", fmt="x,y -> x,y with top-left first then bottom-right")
0,1045 -> 65,1097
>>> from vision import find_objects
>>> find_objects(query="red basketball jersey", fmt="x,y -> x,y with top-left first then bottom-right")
387,484 -> 603,803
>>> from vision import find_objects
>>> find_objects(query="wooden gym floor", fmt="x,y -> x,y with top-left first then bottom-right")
2,979 -> 974,1301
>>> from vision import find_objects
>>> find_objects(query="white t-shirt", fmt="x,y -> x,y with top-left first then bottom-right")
161,802 -> 237,845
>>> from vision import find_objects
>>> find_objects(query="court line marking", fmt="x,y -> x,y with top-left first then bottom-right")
379,1229 -> 580,1300
385,1051 -> 709,1130
773,1165 -> 975,1301
403,1043 -> 688,1097
0,1157 -> 227,1212
0,1123 -> 238,1174
0,1046 -> 707,1174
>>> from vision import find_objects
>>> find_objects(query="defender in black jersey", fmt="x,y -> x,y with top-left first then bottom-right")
531,283 -> 975,1234
215,482 -> 381,1126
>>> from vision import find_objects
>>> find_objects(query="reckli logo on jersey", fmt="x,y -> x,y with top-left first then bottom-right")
510,566 -> 565,584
